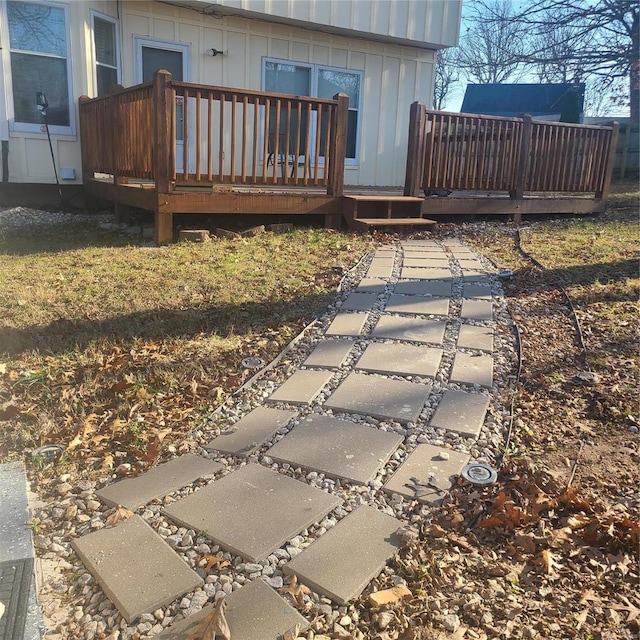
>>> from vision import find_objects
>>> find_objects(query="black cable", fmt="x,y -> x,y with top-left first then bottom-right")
513,226 -> 590,369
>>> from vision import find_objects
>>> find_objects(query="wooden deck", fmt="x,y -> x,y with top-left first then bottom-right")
78,75 -> 619,244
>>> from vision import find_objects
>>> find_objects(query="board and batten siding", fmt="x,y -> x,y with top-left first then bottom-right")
197,0 -> 462,49
2,0 -> 444,187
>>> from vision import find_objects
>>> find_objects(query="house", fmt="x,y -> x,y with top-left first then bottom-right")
460,83 -> 585,123
0,0 -> 462,190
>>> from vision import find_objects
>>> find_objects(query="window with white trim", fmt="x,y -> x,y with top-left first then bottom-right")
262,58 -> 362,165
92,12 -> 120,97
6,0 -> 73,131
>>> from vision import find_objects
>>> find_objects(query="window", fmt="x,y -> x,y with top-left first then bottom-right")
6,0 -> 73,131
263,58 -> 362,164
92,12 -> 120,97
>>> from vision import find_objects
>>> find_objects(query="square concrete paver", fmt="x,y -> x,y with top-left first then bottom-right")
385,294 -> 449,316
457,324 -> 494,352
284,505 -> 402,604
458,259 -> 484,269
326,313 -> 368,336
461,299 -> 493,321
384,444 -> 470,504
403,257 -> 449,268
394,280 -> 452,297
266,415 -> 402,484
154,579 -> 309,640
461,271 -> 489,281
372,316 -> 447,345
429,390 -> 490,438
163,464 -> 342,562
403,246 -> 445,254
266,370 -> 334,405
355,342 -> 442,378
206,407 -> 297,456
96,455 -> 222,510
450,352 -> 494,387
462,283 -> 492,299
341,292 -> 379,311
401,267 -> 452,280
325,372 -> 431,423
403,239 -> 440,247
366,265 -> 394,278
303,340 -> 354,368
0,462 -> 34,563
356,278 -> 387,293
71,515 -> 203,622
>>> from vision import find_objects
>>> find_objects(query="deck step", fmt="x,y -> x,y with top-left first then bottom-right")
344,195 -> 424,202
354,217 -> 437,228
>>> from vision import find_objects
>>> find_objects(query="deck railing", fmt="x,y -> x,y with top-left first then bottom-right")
79,70 -> 349,196
404,103 -> 619,200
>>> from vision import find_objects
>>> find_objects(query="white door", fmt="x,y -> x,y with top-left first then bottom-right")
134,37 -> 190,174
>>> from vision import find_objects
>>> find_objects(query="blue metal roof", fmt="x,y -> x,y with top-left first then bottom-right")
460,83 -> 585,122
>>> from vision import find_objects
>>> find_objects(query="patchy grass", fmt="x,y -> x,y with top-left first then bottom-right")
0,222 -> 373,476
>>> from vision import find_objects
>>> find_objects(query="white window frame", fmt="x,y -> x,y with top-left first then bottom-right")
90,10 -> 121,98
261,57 -> 363,166
1,0 -> 75,135
133,36 -> 190,84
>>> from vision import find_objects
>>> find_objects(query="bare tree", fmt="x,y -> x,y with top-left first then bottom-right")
433,48 -> 460,110
477,0 -> 639,119
456,0 -> 526,84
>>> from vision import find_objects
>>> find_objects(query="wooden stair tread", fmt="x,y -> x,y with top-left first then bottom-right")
355,217 -> 436,226
345,195 -> 424,202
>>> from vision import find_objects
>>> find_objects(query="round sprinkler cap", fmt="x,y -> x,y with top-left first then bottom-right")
241,357 -> 265,370
461,463 -> 498,485
32,444 -> 65,463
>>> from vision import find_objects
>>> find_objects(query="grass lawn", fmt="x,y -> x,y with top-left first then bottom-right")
0,222 -> 373,476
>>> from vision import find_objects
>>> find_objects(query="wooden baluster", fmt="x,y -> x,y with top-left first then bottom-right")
219,92 -> 225,182
207,93 -> 213,181
195,90 -> 201,182
596,122 -> 619,199
230,94 -> 237,183
241,96 -> 248,183
293,102 -> 302,185
284,100 -> 291,184
303,103 -> 311,185
262,98 -> 270,184
252,96 -> 259,182
314,103 -> 322,185
272,99 -> 281,183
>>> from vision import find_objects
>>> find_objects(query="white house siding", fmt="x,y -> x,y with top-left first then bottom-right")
198,0 -> 462,49
0,0 -> 448,187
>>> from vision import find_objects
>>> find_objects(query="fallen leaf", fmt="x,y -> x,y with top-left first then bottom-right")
100,454 -> 114,471
201,554 -> 231,572
369,584 -> 412,607
278,575 -> 311,607
514,533 -> 536,554
0,404 -> 20,420
575,608 -> 588,630
105,505 -> 134,527
537,549 -> 561,576
188,598 -> 230,640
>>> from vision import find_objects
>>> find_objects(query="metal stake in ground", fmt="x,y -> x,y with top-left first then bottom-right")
37,91 -> 64,207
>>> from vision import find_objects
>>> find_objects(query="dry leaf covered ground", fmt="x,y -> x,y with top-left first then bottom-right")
0,181 -> 638,640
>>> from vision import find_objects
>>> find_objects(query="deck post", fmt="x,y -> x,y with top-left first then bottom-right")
596,121 -> 619,201
327,92 -> 348,199
153,70 -> 174,244
511,113 -> 532,223
404,101 -> 427,197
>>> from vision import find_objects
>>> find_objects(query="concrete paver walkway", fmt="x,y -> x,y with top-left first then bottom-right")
67,238 -> 504,638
